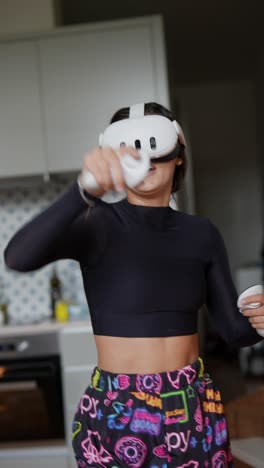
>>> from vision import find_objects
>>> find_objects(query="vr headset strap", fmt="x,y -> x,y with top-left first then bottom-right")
129,103 -> 145,119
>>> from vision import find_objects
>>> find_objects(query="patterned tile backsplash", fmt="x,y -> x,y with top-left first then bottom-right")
0,176 -> 88,325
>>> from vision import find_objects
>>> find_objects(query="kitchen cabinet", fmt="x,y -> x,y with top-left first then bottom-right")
59,323 -> 96,468
0,15 -> 169,178
0,41 -> 47,177
0,445 -> 69,468
38,16 -> 168,173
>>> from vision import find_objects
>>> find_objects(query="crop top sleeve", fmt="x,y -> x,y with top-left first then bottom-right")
205,220 -> 261,348
3,181 -> 106,271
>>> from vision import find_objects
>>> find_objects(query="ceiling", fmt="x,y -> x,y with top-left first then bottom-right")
58,0 -> 262,84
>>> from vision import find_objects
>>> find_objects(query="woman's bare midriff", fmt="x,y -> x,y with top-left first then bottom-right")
94,333 -> 199,374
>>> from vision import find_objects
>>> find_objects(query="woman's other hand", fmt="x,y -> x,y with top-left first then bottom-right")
241,293 -> 264,332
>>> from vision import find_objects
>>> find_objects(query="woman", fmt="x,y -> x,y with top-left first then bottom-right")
4,102 -> 264,467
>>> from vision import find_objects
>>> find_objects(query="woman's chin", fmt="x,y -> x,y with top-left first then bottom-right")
134,180 -> 159,193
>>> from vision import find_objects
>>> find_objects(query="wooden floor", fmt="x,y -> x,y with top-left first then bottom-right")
233,457 -> 252,468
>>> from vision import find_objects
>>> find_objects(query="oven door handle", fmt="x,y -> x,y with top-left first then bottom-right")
0,380 -> 37,391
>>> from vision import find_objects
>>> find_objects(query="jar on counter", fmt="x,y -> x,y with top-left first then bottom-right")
54,300 -> 69,322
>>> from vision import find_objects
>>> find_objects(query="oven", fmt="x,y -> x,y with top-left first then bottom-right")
0,331 -> 65,443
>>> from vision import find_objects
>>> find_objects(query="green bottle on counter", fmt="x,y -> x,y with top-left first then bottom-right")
50,266 -> 62,320
0,276 -> 8,325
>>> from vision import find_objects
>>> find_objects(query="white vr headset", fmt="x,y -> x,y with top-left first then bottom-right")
82,102 -> 185,195
99,102 -> 185,160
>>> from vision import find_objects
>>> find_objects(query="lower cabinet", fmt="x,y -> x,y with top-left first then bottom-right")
0,446 -> 69,468
59,323 -> 97,467
66,405 -> 79,468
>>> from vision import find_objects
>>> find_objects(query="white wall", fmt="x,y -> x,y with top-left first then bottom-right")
174,80 -> 263,275
0,0 -> 54,36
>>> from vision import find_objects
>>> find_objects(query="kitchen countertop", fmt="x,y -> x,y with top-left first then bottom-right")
0,319 -> 93,337
231,437 -> 264,467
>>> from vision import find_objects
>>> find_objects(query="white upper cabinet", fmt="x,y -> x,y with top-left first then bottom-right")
0,41 -> 47,177
39,16 -> 169,173
0,16 -> 169,177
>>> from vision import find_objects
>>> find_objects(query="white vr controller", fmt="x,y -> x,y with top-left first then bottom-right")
83,150 -> 151,190
237,284 -> 264,337
82,102 -> 182,192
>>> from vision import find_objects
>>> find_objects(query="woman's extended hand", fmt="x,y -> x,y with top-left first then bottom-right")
79,146 -> 140,198
241,293 -> 264,331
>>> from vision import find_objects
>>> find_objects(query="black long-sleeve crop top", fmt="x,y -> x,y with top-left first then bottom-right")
3,181 -> 262,348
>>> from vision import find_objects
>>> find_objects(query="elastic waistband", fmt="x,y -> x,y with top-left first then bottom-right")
90,356 -> 205,394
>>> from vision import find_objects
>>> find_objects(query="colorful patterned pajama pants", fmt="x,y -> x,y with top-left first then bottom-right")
72,356 -> 234,467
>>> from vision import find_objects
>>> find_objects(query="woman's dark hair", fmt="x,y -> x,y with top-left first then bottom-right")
110,102 -> 187,193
